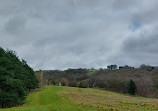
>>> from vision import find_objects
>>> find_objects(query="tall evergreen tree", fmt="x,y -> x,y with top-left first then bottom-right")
127,80 -> 137,95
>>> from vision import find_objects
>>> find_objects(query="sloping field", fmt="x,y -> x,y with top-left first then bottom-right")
1,86 -> 158,111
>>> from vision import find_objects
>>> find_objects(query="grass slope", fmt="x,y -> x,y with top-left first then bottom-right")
87,70 -> 99,76
1,86 -> 158,111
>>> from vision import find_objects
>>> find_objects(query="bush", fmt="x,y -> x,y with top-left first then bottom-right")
68,80 -> 78,87
61,79 -> 68,86
79,81 -> 89,88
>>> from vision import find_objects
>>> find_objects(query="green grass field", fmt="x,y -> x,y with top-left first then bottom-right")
1,86 -> 158,111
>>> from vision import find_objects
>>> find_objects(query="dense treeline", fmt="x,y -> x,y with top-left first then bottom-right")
42,65 -> 158,98
0,48 -> 38,108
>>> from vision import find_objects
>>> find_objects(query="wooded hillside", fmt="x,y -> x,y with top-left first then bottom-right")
41,65 -> 158,98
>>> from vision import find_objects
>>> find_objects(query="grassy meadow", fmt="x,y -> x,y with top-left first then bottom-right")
1,86 -> 158,111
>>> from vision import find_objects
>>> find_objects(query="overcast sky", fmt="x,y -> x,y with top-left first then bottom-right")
0,0 -> 158,70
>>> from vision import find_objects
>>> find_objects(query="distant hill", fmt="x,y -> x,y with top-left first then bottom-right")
36,65 -> 158,98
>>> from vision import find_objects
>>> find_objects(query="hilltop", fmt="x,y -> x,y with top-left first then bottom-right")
37,65 -> 158,98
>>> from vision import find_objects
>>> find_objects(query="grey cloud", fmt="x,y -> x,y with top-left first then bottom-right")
113,0 -> 136,9
123,29 -> 158,54
0,0 -> 158,70
119,25 -> 158,67
4,16 -> 27,34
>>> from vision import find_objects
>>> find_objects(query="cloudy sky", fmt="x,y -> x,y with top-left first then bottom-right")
0,0 -> 158,70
